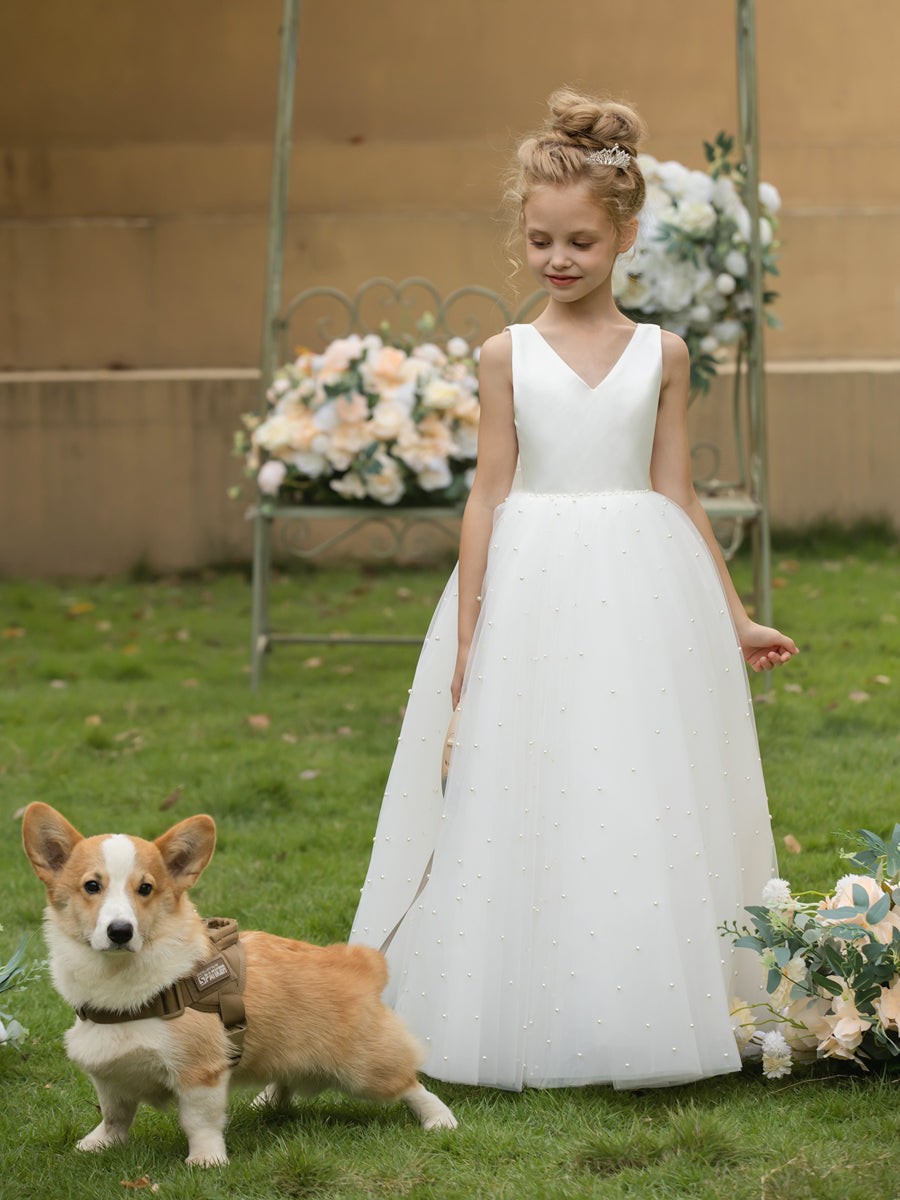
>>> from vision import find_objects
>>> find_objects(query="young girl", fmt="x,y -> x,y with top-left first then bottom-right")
350,88 -> 797,1090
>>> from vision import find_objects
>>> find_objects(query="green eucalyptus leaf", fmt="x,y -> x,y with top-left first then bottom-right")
866,893 -> 891,925
810,972 -> 843,996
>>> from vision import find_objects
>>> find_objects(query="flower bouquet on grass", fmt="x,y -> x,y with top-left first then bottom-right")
725,826 -> 900,1079
234,323 -> 479,510
1,926 -> 36,1053
614,133 -> 781,392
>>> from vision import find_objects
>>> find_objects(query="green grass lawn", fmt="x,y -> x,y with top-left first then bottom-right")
2,535 -> 900,1199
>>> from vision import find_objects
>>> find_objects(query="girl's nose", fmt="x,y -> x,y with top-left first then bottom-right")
549,245 -> 571,268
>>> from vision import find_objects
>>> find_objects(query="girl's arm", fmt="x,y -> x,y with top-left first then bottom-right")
650,331 -> 798,673
451,331 -> 518,707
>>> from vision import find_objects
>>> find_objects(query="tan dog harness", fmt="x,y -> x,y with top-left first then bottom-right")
73,918 -> 247,1064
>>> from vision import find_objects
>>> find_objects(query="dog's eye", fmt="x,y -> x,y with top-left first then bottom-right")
83,880 -> 102,895
137,882 -> 153,897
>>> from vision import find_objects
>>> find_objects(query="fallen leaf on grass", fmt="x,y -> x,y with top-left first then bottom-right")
335,664 -> 355,675
84,714 -> 103,726
304,656 -> 324,669
121,1179 -> 159,1193
159,787 -> 182,811
783,834 -> 803,854
299,769 -> 320,781
122,644 -> 140,656
881,614 -> 898,625
337,726 -> 353,737
2,626 -> 24,638
783,683 -> 803,694
246,714 -> 271,730
95,619 -> 112,632
875,675 -> 891,686
396,587 -> 413,600
175,629 -> 190,642
771,578 -> 788,590
67,601 -> 95,616
182,678 -> 199,688
281,733 -> 298,744
778,560 -> 800,574
49,679 -> 67,689
849,691 -> 870,703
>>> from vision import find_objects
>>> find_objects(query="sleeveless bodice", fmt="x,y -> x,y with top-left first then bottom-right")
509,322 -> 662,494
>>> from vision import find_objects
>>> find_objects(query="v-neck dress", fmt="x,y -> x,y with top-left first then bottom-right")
349,321 -> 777,1090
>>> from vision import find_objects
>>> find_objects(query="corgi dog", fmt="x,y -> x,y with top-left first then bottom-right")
22,802 -> 456,1166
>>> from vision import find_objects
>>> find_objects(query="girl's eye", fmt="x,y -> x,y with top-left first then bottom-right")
529,240 -> 549,248
573,243 -> 593,250
84,880 -> 101,895
137,882 -> 153,897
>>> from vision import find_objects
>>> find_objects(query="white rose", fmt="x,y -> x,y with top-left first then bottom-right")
689,303 -> 712,325
446,336 -> 470,358
699,335 -> 719,354
423,380 -> 462,411
715,273 -> 737,296
681,201 -> 724,238
724,250 -> 748,277
712,319 -> 742,346
313,400 -> 340,433
417,460 -> 453,492
290,449 -> 328,478
330,472 -> 367,500
257,459 -> 287,495
759,181 -> 782,215
365,454 -> 405,505
655,159 -> 691,197
412,342 -> 447,367
759,217 -> 774,247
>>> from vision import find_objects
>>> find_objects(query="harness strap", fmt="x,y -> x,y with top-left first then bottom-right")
73,918 -> 247,1064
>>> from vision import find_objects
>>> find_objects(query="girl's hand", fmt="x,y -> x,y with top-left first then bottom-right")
738,622 -> 799,672
450,647 -> 469,710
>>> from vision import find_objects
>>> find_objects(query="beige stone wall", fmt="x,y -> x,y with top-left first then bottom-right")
2,0 -> 898,368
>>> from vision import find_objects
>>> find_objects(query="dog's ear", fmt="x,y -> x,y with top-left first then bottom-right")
22,803 -> 84,885
155,815 -> 216,890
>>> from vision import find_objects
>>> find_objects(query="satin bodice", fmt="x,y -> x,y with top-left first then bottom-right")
509,322 -> 662,494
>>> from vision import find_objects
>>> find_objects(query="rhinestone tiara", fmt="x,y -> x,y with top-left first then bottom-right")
585,144 -> 631,169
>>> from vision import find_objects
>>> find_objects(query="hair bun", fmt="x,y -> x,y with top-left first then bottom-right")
547,87 -> 645,154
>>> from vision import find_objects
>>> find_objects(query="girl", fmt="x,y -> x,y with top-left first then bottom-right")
350,88 -> 797,1090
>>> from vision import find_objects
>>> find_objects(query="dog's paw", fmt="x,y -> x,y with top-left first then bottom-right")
422,1105 -> 458,1132
76,1124 -> 128,1153
185,1146 -> 229,1168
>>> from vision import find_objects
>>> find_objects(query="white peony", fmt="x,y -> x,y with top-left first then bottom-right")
446,336 -> 470,358
712,320 -> 743,346
715,273 -> 737,296
417,460 -> 453,491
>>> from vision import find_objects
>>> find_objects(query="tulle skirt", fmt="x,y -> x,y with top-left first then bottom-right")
350,491 -> 776,1089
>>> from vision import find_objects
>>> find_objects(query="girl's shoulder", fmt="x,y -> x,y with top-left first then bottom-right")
477,329 -> 514,374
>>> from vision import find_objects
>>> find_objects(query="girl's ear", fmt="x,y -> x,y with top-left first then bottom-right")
617,219 -> 639,256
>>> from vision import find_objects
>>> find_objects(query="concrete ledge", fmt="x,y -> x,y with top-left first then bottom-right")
1,362 -> 897,578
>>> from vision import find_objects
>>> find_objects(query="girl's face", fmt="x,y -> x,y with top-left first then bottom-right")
523,182 -> 637,304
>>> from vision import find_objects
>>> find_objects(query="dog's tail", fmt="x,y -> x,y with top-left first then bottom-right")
345,943 -> 390,993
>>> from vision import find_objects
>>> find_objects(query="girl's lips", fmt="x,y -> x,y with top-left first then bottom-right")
547,275 -> 578,286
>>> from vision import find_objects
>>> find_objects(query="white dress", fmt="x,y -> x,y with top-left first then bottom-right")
350,322 -> 777,1090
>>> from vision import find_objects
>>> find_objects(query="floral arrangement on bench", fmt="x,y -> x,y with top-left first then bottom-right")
236,135 -> 779,509
725,825 -> 900,1079
237,327 -> 478,510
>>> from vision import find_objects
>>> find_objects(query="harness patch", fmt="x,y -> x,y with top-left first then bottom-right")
195,958 -> 229,991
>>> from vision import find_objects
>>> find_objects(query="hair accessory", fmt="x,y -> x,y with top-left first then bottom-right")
585,144 -> 631,169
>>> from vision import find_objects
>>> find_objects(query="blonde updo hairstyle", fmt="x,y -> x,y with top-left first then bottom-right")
507,88 -> 647,240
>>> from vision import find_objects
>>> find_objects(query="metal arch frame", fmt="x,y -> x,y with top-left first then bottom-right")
250,0 -> 771,686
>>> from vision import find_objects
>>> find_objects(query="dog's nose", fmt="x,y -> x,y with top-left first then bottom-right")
107,921 -> 134,945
